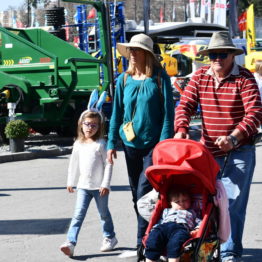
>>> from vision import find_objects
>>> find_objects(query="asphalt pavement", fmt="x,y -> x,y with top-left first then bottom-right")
1,125 -> 262,261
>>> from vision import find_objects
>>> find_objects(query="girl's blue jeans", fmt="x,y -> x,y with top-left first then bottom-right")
122,143 -> 154,247
67,189 -> 115,245
216,144 -> 256,260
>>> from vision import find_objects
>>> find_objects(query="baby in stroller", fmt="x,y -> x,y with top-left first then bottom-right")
145,187 -> 201,262
139,138 -> 230,262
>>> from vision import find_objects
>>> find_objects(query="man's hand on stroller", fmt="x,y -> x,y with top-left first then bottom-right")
215,136 -> 234,152
174,132 -> 190,139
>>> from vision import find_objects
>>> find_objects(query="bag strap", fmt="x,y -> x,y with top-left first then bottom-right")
122,71 -> 162,120
157,70 -> 163,103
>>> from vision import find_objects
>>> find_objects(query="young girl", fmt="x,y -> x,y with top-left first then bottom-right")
60,109 -> 117,257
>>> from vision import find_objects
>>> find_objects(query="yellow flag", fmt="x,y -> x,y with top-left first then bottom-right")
246,4 -> 256,54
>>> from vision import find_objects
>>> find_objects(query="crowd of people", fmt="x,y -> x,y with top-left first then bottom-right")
60,31 -> 262,262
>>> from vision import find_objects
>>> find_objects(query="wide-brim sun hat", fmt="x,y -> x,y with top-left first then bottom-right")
197,31 -> 244,56
117,33 -> 156,59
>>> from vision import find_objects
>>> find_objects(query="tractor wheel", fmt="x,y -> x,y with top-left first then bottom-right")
0,124 -> 8,144
56,105 -> 77,137
33,127 -> 52,136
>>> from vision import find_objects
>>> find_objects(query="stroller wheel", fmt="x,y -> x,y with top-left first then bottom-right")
137,244 -> 145,262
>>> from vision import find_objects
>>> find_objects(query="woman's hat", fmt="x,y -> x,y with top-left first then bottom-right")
197,31 -> 244,56
117,33 -> 155,59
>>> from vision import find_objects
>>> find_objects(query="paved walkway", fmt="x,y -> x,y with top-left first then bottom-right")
0,126 -> 262,261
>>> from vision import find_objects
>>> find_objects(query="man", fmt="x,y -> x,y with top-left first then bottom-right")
174,31 -> 262,262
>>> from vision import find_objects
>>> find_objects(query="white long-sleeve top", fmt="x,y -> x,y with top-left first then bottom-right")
67,139 -> 113,190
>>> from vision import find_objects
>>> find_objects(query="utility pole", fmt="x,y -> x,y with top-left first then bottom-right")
143,0 -> 150,35
27,0 -> 30,27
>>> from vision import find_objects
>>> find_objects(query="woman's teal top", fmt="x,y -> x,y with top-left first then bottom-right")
107,69 -> 174,150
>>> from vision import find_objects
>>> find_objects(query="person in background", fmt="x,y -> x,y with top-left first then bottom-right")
174,31 -> 262,262
107,33 -> 174,256
60,93 -> 117,257
254,60 -> 262,99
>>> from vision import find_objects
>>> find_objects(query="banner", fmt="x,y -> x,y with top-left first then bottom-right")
246,4 -> 256,54
189,0 -> 196,18
207,0 -> 211,23
213,0 -> 227,26
200,0 -> 206,20
160,6 -> 164,23
238,11 -> 247,31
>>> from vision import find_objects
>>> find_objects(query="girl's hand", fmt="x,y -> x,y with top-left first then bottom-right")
107,149 -> 117,164
67,186 -> 75,193
99,187 -> 109,196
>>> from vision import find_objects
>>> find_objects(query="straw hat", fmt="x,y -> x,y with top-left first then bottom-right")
197,31 -> 244,56
117,33 -> 156,59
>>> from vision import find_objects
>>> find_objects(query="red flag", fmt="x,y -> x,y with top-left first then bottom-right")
238,11 -> 247,31
160,7 -> 164,23
16,20 -> 24,28
65,21 -> 69,41
87,8 -> 96,19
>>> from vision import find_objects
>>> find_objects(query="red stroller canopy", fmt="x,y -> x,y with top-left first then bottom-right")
145,139 -> 220,195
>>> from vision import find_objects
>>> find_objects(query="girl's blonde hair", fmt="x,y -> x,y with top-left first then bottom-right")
77,111 -> 104,142
126,50 -> 162,77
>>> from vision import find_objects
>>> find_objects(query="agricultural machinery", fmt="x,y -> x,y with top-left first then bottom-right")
0,0 -> 114,142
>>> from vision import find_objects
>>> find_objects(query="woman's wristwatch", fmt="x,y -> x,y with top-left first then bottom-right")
228,135 -> 239,148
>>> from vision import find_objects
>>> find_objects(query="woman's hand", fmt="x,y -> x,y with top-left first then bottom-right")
107,149 -> 117,164
67,186 -> 75,193
99,187 -> 109,196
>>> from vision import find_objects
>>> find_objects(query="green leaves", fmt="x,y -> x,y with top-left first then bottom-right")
4,120 -> 29,139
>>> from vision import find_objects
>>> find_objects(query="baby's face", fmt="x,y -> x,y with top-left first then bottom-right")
170,194 -> 191,210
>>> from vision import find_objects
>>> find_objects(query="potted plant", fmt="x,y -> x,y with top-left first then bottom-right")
4,119 -> 29,153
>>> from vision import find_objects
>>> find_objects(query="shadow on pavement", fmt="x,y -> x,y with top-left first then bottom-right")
0,218 -> 71,235
0,185 -> 130,192
243,248 -> 262,261
72,247 -> 135,261
0,193 -> 10,197
111,185 -> 131,191
0,186 -> 67,191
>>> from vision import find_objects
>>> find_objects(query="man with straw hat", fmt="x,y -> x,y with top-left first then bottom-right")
174,31 -> 262,262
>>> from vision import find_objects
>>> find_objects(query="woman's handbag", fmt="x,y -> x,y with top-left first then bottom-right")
123,121 -> 136,141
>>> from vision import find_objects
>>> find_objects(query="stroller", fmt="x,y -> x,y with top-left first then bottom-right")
140,138 -> 223,262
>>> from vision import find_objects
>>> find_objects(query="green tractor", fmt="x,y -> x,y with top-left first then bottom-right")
0,0 -> 114,142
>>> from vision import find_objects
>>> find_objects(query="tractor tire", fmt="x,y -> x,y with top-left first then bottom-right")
0,124 -> 8,144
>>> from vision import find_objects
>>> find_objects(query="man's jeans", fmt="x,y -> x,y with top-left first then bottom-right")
122,144 -> 154,246
67,189 -> 115,245
216,144 -> 256,259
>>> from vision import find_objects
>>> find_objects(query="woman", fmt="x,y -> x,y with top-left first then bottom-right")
107,33 -> 174,253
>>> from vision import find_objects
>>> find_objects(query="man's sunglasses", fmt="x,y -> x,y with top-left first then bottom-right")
128,47 -> 142,52
208,53 -> 229,60
82,122 -> 98,129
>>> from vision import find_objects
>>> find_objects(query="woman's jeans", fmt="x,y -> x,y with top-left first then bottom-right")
67,189 -> 115,245
122,143 -> 154,247
216,144 -> 256,259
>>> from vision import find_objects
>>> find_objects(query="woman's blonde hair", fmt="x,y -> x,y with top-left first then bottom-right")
255,60 -> 262,75
77,111 -> 104,142
126,50 -> 161,77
